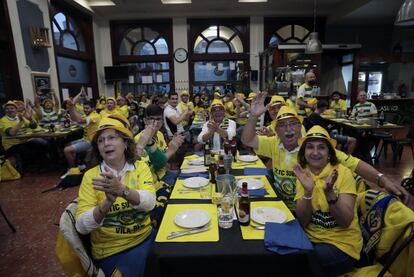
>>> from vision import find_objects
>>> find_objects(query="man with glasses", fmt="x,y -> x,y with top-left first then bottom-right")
242,91 -> 413,211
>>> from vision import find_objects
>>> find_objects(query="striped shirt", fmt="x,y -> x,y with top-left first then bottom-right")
351,102 -> 377,119
296,83 -> 313,116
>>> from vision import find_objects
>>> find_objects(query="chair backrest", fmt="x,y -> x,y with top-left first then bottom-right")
58,199 -> 105,277
384,112 -> 401,125
406,121 -> 414,140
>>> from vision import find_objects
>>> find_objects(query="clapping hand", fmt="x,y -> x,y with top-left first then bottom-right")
92,166 -> 124,201
249,91 -> 268,117
207,120 -> 220,132
293,164 -> 315,194
169,132 -> 185,150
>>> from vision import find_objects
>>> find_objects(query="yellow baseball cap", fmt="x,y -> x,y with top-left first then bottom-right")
269,95 -> 286,106
91,114 -> 133,141
181,90 -> 189,97
106,97 -> 116,104
237,93 -> 246,100
308,97 -> 318,106
209,99 -> 225,111
299,125 -> 337,148
3,100 -> 17,108
246,92 -> 257,101
275,106 -> 303,124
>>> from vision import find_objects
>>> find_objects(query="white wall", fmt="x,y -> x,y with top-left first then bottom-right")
249,16 -> 264,92
7,0 -> 60,102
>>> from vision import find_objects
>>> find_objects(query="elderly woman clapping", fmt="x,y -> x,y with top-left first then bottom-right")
293,125 -> 362,276
76,115 -> 156,277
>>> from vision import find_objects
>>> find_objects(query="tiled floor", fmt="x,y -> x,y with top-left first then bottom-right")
0,148 -> 413,276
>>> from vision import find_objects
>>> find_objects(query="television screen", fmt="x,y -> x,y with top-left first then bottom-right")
104,66 -> 129,81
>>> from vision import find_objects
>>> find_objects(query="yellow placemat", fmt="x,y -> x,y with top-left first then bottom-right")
181,154 -> 205,169
170,180 -> 213,200
232,157 -> 266,169
234,175 -> 277,198
155,204 -> 219,242
238,201 -> 295,240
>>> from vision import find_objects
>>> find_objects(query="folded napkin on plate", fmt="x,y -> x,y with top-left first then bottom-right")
264,219 -> 313,255
248,189 -> 268,197
243,168 -> 269,176
178,172 -> 209,179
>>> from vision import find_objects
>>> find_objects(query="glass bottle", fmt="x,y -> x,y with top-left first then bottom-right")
379,111 -> 385,126
204,142 -> 211,166
217,156 -> 225,175
238,182 -> 250,226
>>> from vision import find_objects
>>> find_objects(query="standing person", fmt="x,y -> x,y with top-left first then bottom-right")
75,115 -> 156,277
178,90 -> 194,129
294,126 -> 362,276
198,100 -> 236,151
163,92 -> 190,140
241,91 -> 414,211
330,91 -> 348,114
351,91 -> 378,120
61,100 -> 101,178
297,71 -> 317,117
223,92 -> 236,120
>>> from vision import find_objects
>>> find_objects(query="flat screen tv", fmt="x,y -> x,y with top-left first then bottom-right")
104,66 -> 129,81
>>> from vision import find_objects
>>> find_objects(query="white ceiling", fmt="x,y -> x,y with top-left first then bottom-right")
71,0 -> 405,25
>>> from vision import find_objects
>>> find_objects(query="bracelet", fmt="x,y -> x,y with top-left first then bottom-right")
376,173 -> 384,188
146,139 -> 156,147
302,194 -> 313,200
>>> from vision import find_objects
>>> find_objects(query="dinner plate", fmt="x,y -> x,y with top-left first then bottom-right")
251,207 -> 287,225
174,209 -> 211,228
183,177 -> 209,188
238,155 -> 258,162
181,167 -> 207,174
188,157 -> 204,166
237,178 -> 264,190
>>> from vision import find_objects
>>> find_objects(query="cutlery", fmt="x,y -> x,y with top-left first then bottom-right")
169,224 -> 210,236
251,225 -> 265,230
167,225 -> 210,240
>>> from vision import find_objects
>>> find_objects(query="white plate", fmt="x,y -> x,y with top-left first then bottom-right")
251,207 -> 287,225
237,178 -> 264,190
174,209 -> 211,228
181,167 -> 207,174
188,157 -> 204,166
183,177 -> 209,188
238,155 -> 258,162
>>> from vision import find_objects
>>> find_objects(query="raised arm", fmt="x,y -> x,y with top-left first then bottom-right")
240,91 -> 267,149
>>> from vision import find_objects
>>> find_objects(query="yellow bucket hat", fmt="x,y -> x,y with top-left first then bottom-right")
275,106 -> 303,124
106,97 -> 117,104
237,93 -> 246,100
181,90 -> 189,97
308,97 -> 318,106
13,100 -> 24,106
209,99 -> 225,111
298,125 -> 337,148
246,92 -> 256,101
269,95 -> 286,106
3,100 -> 17,108
92,114 -> 133,141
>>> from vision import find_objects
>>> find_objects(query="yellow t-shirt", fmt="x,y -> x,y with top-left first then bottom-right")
76,161 -> 155,260
224,101 -> 236,120
330,99 -> 347,112
134,131 -> 168,190
192,106 -> 206,124
256,135 -> 360,210
83,111 -> 101,141
236,106 -> 248,126
0,116 -> 29,150
178,101 -> 194,127
294,163 -> 363,260
99,108 -> 123,118
75,103 -> 84,115
118,105 -> 129,119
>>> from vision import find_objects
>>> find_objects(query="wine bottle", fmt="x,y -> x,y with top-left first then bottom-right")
238,182 -> 250,226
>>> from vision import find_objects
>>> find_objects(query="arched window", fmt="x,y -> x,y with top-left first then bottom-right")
189,20 -> 249,95
269,24 -> 311,46
119,27 -> 169,56
52,12 -> 86,52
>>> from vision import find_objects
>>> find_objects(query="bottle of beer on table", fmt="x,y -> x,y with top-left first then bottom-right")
217,155 -> 225,175
204,142 -> 211,166
238,182 -> 250,226
379,111 -> 385,126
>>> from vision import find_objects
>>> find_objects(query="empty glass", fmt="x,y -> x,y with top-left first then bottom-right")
199,184 -> 211,199
223,154 -> 233,174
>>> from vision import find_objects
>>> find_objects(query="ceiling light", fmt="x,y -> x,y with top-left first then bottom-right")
305,0 -> 323,54
395,0 -> 414,26
88,1 -> 116,7
238,0 -> 268,2
161,0 -> 192,4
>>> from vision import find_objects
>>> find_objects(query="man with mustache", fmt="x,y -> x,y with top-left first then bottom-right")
241,91 -> 414,211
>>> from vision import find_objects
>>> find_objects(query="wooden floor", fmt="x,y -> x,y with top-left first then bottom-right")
0,148 -> 413,276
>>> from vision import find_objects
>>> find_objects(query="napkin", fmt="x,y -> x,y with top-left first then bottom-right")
248,189 -> 268,197
264,219 -> 313,255
244,168 -> 269,176
194,151 -> 204,157
178,172 -> 209,179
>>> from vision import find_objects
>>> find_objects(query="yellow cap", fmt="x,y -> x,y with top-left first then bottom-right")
181,90 -> 189,97
237,93 -> 245,100
3,100 -> 17,108
214,92 -> 221,99
298,125 -> 337,148
91,114 -> 133,141
269,95 -> 286,106
13,100 -> 24,106
308,97 -> 318,106
246,92 -> 256,101
106,97 -> 116,103
209,99 -> 225,111
275,106 -> 303,124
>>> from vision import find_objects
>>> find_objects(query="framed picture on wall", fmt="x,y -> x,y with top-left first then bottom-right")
31,72 -> 51,102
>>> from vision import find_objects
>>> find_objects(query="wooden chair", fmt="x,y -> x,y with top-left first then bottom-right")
380,122 -> 414,166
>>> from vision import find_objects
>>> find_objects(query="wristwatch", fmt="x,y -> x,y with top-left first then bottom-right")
122,186 -> 130,198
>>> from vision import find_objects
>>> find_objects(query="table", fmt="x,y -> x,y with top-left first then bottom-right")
10,125 -> 84,139
321,116 -> 404,132
144,156 -> 324,277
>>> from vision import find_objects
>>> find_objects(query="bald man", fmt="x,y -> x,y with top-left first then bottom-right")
296,71 -> 317,117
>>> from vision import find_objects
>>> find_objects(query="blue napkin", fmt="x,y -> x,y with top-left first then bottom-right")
194,151 -> 204,157
243,168 -> 269,176
248,189 -> 268,197
178,172 -> 209,179
264,219 -> 313,255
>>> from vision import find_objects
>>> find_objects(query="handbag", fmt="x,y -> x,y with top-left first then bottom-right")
1,159 -> 21,181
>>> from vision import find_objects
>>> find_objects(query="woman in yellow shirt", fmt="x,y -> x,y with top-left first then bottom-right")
293,125 -> 362,276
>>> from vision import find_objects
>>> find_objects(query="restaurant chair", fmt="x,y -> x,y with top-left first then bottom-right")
353,190 -> 414,277
57,199 -> 105,277
379,122 -> 414,166
371,113 -> 401,163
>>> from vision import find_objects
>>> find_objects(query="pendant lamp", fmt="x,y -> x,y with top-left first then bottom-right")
395,0 -> 414,26
305,0 -> 323,54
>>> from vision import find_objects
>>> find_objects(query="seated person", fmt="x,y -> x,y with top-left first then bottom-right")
163,92 -> 191,140
329,91 -> 348,114
33,90 -> 63,127
99,97 -> 123,118
116,95 -> 129,119
223,92 -> 236,121
304,100 -> 356,154
294,126 -> 362,276
95,96 -> 106,114
246,92 -> 265,130
178,90 -> 194,129
350,90 -> 377,120
198,99 -> 236,151
76,116 -> 156,277
62,100 -> 101,178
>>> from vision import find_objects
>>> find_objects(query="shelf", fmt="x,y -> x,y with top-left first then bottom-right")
29,26 -> 51,48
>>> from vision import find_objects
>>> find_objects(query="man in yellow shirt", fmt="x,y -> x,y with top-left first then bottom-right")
178,90 -> 194,128
223,92 -> 236,120
330,91 -> 348,113
99,97 -> 123,118
116,95 -> 129,119
241,91 -> 414,211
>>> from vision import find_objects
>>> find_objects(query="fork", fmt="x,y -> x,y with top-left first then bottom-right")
169,223 -> 211,236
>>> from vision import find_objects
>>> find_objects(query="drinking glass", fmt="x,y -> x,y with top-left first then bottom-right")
218,195 -> 233,229
199,184 -> 211,199
223,154 -> 233,174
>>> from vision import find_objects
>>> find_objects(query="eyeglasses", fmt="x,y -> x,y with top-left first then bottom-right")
97,134 -> 121,144
277,121 -> 301,129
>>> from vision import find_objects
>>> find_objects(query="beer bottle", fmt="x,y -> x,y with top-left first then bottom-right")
238,182 -> 250,226
379,111 -> 385,126
217,155 -> 225,175
204,142 -> 211,166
